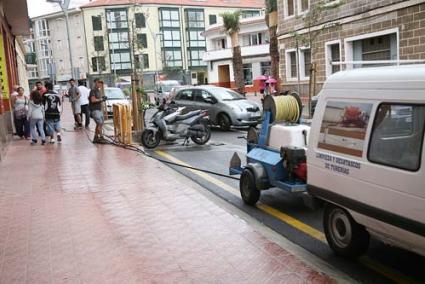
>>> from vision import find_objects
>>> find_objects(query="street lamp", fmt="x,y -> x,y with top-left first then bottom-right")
46,0 -> 75,80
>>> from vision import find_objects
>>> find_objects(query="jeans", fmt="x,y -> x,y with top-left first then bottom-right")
90,110 -> 104,125
14,115 -> 30,138
46,119 -> 61,136
81,104 -> 90,127
30,119 -> 45,141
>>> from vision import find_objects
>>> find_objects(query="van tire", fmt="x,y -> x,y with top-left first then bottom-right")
218,113 -> 231,131
240,169 -> 260,205
323,203 -> 370,259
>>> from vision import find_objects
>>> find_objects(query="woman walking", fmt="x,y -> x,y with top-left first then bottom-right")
27,90 -> 46,145
11,87 -> 30,139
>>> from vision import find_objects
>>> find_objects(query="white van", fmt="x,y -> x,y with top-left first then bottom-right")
307,65 -> 425,258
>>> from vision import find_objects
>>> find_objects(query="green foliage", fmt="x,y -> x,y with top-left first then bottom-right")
265,0 -> 277,13
220,10 -> 241,35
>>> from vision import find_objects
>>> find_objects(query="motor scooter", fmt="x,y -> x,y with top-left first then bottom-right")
141,104 -> 211,149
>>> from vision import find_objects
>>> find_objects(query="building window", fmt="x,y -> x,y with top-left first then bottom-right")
92,16 -> 102,31
188,31 -> 205,47
186,9 -> 204,28
301,48 -> 311,78
284,0 -> 295,17
135,13 -> 146,28
137,33 -> 147,48
189,50 -> 205,67
345,30 -> 398,68
111,52 -> 131,70
325,41 -> 341,77
241,10 -> 261,18
163,30 -> 181,47
369,104 -> 425,171
135,54 -> 149,69
160,8 -> 180,28
108,32 -> 129,50
92,56 -> 106,72
39,39 -> 50,57
286,50 -> 297,79
261,61 -> 271,76
243,63 -> 253,85
107,10 -> 128,29
164,50 -> 182,67
36,19 -> 49,37
94,36 -> 104,51
209,15 -> 217,25
298,0 -> 309,14
242,32 -> 268,46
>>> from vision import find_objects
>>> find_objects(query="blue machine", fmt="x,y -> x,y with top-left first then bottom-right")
229,95 -> 308,205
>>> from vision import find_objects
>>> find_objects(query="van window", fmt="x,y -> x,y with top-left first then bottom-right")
318,101 -> 373,157
368,104 -> 425,171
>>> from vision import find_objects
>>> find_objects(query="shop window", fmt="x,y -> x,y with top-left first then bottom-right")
243,63 -> 253,85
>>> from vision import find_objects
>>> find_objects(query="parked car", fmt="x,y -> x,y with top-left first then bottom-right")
104,87 -> 130,117
154,80 -> 181,105
171,86 -> 262,131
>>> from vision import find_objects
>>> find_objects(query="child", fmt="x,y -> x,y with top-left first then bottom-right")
27,90 -> 46,145
44,81 -> 62,143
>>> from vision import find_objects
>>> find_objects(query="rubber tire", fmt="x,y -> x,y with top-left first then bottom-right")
141,129 -> 161,149
323,203 -> 370,259
218,113 -> 231,131
191,123 -> 211,145
240,169 -> 260,205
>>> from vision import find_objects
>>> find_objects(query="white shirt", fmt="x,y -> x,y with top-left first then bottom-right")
78,85 -> 90,105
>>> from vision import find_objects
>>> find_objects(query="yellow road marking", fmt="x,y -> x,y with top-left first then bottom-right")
155,150 -> 419,284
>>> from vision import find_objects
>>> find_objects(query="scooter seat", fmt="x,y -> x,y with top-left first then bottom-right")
173,110 -> 201,122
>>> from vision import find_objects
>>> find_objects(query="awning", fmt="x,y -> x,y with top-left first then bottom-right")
2,0 -> 30,36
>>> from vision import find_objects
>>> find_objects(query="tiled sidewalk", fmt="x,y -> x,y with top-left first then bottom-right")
0,108 -> 333,283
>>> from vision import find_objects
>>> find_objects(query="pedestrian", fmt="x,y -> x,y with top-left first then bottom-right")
44,81 -> 62,144
11,86 -> 30,139
68,78 -> 82,128
27,90 -> 46,145
89,79 -> 106,143
77,80 -> 90,129
34,81 -> 47,96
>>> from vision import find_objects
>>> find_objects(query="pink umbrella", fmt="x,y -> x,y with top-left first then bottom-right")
255,75 -> 268,81
266,78 -> 277,84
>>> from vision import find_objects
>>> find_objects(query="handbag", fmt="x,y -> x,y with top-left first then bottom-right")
14,97 -> 28,119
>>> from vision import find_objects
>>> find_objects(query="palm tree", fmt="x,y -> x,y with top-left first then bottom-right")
220,11 -> 244,94
265,0 -> 279,91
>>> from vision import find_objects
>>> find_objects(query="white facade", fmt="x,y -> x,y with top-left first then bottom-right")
28,9 -> 88,84
203,15 -> 270,91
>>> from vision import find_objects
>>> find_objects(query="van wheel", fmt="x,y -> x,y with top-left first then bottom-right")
240,169 -> 260,205
218,113 -> 231,131
324,203 -> 370,259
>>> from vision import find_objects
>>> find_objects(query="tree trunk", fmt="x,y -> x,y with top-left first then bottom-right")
269,25 -> 280,92
230,33 -> 244,94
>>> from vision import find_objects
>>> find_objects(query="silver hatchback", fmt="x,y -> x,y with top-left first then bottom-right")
171,86 -> 262,131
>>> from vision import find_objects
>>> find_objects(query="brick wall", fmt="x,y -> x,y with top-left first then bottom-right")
278,2 -> 425,99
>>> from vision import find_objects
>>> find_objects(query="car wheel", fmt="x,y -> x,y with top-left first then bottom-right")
240,169 -> 260,205
141,129 -> 161,149
218,113 -> 231,131
323,203 -> 370,259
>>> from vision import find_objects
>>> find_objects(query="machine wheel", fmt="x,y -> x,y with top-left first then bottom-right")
141,129 -> 161,149
191,123 -> 211,145
218,113 -> 231,131
240,169 -> 260,205
323,203 -> 370,259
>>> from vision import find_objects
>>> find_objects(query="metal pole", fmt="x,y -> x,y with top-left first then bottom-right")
62,7 -> 75,79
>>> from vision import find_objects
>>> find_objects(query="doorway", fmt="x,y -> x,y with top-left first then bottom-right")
218,65 -> 231,88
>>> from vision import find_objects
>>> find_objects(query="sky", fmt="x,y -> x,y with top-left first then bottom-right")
27,0 -> 91,18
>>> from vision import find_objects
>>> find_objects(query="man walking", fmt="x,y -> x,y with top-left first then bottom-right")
78,80 -> 90,129
44,81 -> 62,144
68,78 -> 82,128
89,79 -> 106,143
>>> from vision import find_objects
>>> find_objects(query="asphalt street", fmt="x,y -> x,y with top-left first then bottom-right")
146,123 -> 425,284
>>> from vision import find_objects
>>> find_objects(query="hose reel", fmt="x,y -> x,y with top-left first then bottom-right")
263,92 -> 302,123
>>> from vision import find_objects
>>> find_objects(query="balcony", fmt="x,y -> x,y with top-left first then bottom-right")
25,52 -> 36,65
203,44 -> 270,62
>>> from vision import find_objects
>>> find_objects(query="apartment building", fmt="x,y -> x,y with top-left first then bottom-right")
203,15 -> 270,92
278,0 -> 425,98
80,0 -> 264,89
25,8 -> 88,86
